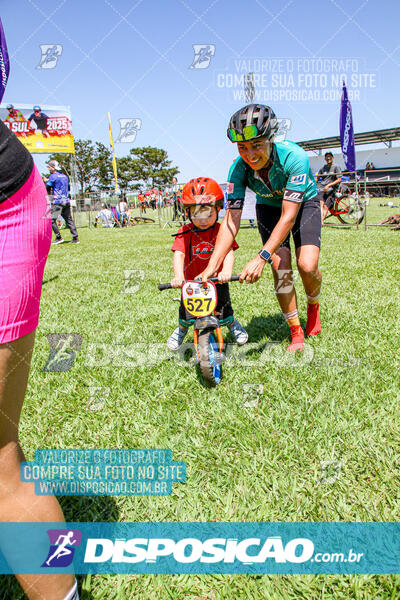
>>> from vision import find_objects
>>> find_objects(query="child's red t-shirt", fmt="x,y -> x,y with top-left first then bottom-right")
171,222 -> 239,280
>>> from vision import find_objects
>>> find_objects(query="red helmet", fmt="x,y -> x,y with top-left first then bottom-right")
182,177 -> 224,209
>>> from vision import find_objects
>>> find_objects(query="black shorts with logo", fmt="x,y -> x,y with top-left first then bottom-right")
256,196 -> 321,250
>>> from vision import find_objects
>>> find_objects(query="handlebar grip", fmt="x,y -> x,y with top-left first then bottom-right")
158,283 -> 172,291
208,274 -> 241,283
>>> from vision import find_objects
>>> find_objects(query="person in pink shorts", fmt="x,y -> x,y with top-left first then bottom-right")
0,119 -> 78,599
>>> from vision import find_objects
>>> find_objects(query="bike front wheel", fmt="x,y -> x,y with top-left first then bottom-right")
198,330 -> 223,387
334,195 -> 365,225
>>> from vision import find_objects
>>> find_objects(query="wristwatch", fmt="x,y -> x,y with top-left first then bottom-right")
258,249 -> 273,264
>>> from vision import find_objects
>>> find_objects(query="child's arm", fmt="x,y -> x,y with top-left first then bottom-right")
218,248 -> 235,283
171,250 -> 185,288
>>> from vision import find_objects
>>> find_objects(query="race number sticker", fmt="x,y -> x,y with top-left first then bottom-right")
182,281 -> 217,317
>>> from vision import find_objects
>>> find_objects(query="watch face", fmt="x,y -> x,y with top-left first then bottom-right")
259,250 -> 272,263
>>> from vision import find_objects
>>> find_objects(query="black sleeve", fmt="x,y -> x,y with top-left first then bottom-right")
0,121 -> 33,204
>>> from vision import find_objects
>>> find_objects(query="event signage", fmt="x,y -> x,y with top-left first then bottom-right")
339,82 -> 356,172
0,18 -> 9,103
0,103 -> 75,153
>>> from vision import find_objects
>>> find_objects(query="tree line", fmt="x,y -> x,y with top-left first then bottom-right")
48,139 -> 179,194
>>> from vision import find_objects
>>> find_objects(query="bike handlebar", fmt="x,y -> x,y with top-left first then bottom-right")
158,282 -> 174,291
158,275 -> 241,291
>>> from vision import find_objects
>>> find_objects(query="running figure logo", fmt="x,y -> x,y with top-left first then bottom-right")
115,118 -> 142,143
42,333 -> 82,372
244,72 -> 255,103
189,44 -> 215,69
42,529 -> 82,567
36,45 -> 63,69
275,118 -> 292,142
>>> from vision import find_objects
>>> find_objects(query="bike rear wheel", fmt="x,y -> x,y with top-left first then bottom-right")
198,330 -> 223,387
334,195 -> 365,225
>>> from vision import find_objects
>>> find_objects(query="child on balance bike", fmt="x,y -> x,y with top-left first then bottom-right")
167,177 -> 248,350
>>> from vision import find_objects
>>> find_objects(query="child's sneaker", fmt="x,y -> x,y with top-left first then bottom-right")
167,326 -> 188,351
228,318 -> 248,345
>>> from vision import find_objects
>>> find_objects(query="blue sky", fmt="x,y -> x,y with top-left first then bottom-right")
1,0 -> 399,181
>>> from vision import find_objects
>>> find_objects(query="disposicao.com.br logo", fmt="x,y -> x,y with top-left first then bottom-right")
83,536 -> 360,566
42,529 -> 82,567
2,522 -> 393,575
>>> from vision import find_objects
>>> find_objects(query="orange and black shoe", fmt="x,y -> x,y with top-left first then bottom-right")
287,325 -> 305,352
306,303 -> 321,337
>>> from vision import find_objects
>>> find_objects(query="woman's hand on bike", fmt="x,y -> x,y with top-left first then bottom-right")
170,277 -> 185,288
239,255 -> 266,284
200,266 -> 218,283
217,270 -> 232,284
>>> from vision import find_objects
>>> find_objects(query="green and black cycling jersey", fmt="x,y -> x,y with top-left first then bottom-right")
226,140 -> 317,209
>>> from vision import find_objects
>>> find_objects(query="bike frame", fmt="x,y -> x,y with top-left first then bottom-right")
328,193 -> 351,218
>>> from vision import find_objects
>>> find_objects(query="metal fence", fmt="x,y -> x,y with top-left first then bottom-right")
332,167 -> 400,229
60,187 -> 187,229
54,170 -> 400,232
362,167 -> 400,198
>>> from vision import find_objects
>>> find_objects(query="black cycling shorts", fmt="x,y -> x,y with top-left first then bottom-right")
317,188 -> 335,209
256,196 -> 321,250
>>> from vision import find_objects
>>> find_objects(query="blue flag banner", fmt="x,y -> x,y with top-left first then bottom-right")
0,522 -> 398,574
0,18 -> 9,103
339,81 -> 356,172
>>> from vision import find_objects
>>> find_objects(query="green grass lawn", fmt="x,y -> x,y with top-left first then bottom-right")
2,198 -> 400,599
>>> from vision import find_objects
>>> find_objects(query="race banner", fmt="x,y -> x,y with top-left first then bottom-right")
339,82 -> 356,172
0,18 -> 10,103
0,103 -> 75,153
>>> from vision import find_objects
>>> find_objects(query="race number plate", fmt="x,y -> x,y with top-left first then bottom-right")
182,281 -> 217,317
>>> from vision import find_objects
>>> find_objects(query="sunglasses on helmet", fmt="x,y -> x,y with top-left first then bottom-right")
227,124 -> 262,142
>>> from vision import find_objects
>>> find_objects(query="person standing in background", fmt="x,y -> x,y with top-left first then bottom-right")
138,192 -> 147,214
45,160 -> 79,244
119,194 -> 128,226
315,152 -> 342,224
171,176 -> 181,221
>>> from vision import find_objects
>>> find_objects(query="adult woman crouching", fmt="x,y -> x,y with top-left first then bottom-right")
202,104 -> 322,351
